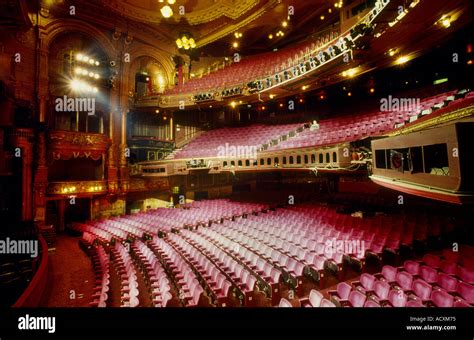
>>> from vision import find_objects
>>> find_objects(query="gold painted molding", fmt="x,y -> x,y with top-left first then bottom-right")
186,0 -> 260,25
196,0 -> 280,47
388,105 -> 474,136
47,180 -> 108,195
99,0 -> 261,27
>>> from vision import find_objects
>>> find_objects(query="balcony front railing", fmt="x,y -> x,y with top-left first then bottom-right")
47,180 -> 108,195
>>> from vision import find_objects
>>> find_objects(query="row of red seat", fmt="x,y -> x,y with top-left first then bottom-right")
131,240 -> 172,307
166,233 -> 234,306
110,243 -> 140,307
87,238 -> 110,308
72,199 -> 269,242
270,89 -> 472,150
174,124 -> 303,159
164,31 -> 338,96
78,199 -> 469,307
149,237 -> 204,306
169,89 -> 473,160
326,250 -> 473,308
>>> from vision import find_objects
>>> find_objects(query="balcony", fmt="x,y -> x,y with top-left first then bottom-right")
47,180 -> 108,196
48,130 -> 110,160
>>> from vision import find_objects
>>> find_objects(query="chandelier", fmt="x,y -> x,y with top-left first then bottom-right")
176,33 -> 196,51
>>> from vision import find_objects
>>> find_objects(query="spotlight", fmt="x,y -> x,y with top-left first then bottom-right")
268,34 -> 273,40
88,59 -> 95,65
94,74 -> 100,79
282,21 -> 288,28
81,69 -> 88,76
347,92 -> 352,97
95,61 -> 100,66
369,88 -> 375,93
76,54 -> 83,61
232,42 -> 239,48
167,0 -> 176,4
74,67 -> 82,74
70,79 -> 82,91
230,101 -> 237,108
83,56 -> 89,62
89,72 -> 94,77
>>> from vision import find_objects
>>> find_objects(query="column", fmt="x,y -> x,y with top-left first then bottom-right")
119,110 -> 129,194
106,108 -> 118,195
33,130 -> 48,224
9,128 -> 35,221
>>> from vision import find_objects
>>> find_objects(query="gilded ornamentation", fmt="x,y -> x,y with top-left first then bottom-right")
47,181 -> 108,195
48,131 -> 110,160
389,105 -> 474,136
99,0 -> 259,25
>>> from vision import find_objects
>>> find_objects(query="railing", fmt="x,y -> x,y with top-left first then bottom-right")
47,180 -> 108,195
251,0 -> 391,93
48,130 -> 110,152
13,235 -> 48,307
139,143 -> 358,177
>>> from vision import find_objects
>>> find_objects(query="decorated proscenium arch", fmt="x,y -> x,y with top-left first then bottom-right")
43,19 -> 116,129
42,19 -> 117,62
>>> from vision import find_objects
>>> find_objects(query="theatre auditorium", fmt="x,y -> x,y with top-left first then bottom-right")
0,0 -> 473,308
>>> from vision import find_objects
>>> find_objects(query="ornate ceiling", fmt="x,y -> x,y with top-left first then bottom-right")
95,0 -> 332,53
99,0 -> 261,26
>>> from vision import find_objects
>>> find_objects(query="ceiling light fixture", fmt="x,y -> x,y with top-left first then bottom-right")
342,67 -> 358,78
161,5 -> 173,18
438,15 -> 451,28
396,55 -> 409,65
388,48 -> 397,57
176,33 -> 196,51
